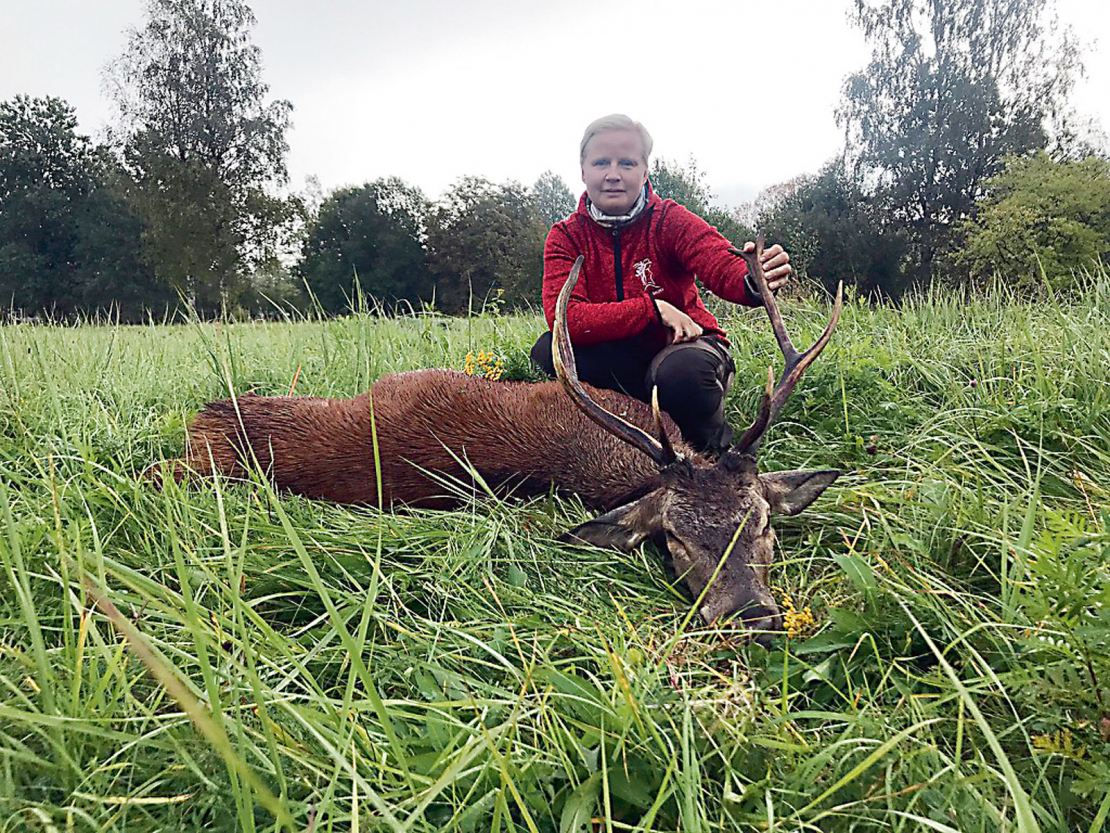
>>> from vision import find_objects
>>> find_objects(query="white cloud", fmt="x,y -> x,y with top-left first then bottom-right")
2,0 -> 1106,206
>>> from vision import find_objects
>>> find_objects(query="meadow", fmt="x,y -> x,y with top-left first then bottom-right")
1,276 -> 1109,832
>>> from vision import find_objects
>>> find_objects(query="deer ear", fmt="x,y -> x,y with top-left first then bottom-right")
560,490 -> 665,552
761,470 -> 840,516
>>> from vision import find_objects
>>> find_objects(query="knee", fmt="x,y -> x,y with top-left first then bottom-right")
530,332 -> 555,377
652,350 -> 724,414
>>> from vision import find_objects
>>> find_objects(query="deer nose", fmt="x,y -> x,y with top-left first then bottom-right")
700,600 -> 784,647
738,602 -> 783,648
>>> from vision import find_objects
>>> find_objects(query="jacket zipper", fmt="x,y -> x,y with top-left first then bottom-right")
612,228 -> 624,301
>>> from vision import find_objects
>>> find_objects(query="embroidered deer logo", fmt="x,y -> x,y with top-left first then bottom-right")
634,259 -> 662,295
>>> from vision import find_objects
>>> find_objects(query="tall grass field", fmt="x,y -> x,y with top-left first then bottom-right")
1,278 -> 1109,832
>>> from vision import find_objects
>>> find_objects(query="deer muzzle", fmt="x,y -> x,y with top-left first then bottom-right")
701,595 -> 783,648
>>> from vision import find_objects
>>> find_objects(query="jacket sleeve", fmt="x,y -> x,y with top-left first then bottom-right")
542,225 -> 660,347
658,203 -> 762,308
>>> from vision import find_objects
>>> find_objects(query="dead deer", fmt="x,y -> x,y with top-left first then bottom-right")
165,238 -> 842,641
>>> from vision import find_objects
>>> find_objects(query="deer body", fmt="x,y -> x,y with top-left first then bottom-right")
182,370 -> 691,511
170,241 -> 843,642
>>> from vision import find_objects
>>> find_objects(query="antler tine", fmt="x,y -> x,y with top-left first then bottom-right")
553,256 -> 677,467
730,235 -> 844,454
732,233 -> 801,366
734,365 -> 774,454
650,386 -> 677,463
766,281 -> 843,430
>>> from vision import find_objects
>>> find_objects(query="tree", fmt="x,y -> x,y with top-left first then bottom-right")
650,156 -> 715,215
298,178 -> 432,313
838,0 -> 1084,279
760,161 -> 911,300
958,151 -> 1110,292
0,95 -> 169,319
108,0 -> 294,315
650,157 -> 753,245
426,177 -> 547,314
531,170 -> 576,227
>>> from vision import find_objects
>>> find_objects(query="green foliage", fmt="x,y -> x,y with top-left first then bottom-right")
650,156 -> 715,215
839,0 -> 1084,279
959,151 -> 1110,291
650,156 -> 753,245
760,160 -> 911,299
3,280 -> 1110,828
531,170 -> 576,227
298,178 -> 433,313
426,176 -> 547,314
0,95 -> 171,320
108,0 -> 296,316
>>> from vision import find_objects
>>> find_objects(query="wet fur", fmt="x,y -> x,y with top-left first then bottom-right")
169,370 -> 703,510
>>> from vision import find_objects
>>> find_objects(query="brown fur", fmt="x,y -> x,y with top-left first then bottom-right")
171,370 -> 700,510
164,369 -> 841,636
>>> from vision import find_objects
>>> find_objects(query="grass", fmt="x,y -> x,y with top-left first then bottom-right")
1,276 -> 1109,831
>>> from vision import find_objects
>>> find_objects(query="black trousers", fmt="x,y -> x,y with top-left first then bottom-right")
530,331 -> 736,455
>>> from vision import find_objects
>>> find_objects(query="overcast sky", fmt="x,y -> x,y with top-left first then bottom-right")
3,0 -> 1108,208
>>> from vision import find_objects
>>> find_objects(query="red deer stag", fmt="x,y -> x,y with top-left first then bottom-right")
166,238 -> 842,640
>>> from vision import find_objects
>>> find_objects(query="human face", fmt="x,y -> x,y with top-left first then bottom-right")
581,129 -> 648,216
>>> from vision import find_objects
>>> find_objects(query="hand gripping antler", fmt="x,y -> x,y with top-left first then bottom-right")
553,257 -> 678,467
729,234 -> 843,455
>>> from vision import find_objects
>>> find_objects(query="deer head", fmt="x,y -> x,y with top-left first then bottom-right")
553,240 -> 843,642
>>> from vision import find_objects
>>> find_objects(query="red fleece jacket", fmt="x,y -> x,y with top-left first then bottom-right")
541,187 -> 760,348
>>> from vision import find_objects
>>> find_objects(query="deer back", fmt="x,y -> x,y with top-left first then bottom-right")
180,369 -> 692,510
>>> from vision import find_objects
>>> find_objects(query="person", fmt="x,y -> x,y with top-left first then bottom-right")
530,114 -> 793,456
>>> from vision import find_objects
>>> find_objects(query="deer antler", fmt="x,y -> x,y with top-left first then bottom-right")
730,234 -> 843,455
553,257 -> 678,467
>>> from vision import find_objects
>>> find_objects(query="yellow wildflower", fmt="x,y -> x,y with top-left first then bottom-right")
780,591 -> 817,639
463,349 -> 505,381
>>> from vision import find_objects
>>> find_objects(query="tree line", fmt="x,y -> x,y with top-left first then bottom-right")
1,0 -> 1107,322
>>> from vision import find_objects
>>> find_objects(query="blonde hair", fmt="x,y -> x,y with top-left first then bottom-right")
579,114 -> 653,165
